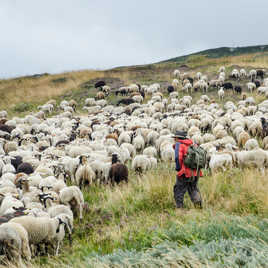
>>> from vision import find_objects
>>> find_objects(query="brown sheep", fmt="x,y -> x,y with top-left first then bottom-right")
46,99 -> 57,106
242,93 -> 247,100
96,92 -> 105,100
79,127 -> 91,139
69,99 -> 78,111
105,130 -> 120,143
238,131 -> 250,148
0,118 -> 7,124
130,125 -> 141,131
108,154 -> 128,185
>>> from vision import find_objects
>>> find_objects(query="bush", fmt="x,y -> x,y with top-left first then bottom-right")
12,102 -> 34,113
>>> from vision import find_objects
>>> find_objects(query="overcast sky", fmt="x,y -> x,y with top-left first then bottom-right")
1,0 -> 267,78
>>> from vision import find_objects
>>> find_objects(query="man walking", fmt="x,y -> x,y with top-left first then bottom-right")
172,131 -> 203,209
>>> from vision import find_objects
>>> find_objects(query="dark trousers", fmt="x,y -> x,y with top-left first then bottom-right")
173,175 -> 202,208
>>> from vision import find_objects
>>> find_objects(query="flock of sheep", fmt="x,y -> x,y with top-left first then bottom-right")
0,64 -> 268,265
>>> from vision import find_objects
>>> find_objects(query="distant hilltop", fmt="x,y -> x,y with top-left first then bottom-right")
160,45 -> 268,63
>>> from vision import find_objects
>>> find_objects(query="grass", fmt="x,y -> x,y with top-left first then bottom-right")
2,47 -> 268,116
24,165 -> 268,268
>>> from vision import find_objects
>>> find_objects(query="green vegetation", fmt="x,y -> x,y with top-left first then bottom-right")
28,166 -> 268,268
161,44 -> 268,63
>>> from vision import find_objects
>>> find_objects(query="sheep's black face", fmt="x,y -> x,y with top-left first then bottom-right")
261,118 -> 266,124
112,154 -> 118,164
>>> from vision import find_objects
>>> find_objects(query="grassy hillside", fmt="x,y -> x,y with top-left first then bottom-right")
160,44 -> 268,63
1,45 -> 268,267
1,44 -> 268,118
26,167 -> 268,267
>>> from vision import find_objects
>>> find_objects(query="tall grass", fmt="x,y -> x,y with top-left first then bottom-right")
27,164 -> 268,267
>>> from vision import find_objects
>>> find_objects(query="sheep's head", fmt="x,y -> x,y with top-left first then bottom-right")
111,153 -> 120,164
79,155 -> 88,165
15,173 -> 28,187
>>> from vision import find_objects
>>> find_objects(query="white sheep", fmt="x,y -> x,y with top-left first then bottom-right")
0,223 -> 24,265
0,110 -> 8,118
75,156 -> 96,187
244,139 -> 259,151
59,186 -> 84,220
231,69 -> 240,79
173,69 -> 180,77
132,134 -> 145,153
209,152 -> 233,174
218,87 -> 224,100
218,66 -> 225,73
233,149 -> 268,173
1,222 -> 31,261
240,68 -> 247,78
11,216 -> 65,255
143,146 -> 157,158
120,142 -> 136,157
247,82 -> 256,93
248,69 -> 257,81
169,92 -> 178,99
132,155 -> 151,173
0,193 -> 24,216
172,79 -> 180,88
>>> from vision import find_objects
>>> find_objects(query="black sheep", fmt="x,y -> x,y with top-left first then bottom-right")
120,89 -> 127,96
261,117 -> 268,138
116,98 -> 135,106
222,82 -> 233,90
140,90 -> 145,99
108,162 -> 128,185
16,162 -> 34,175
111,153 -> 120,164
234,86 -> 242,94
253,79 -> 261,88
69,132 -> 76,142
167,86 -> 175,94
186,77 -> 194,85
95,81 -> 105,88
257,70 -> 264,80
11,156 -> 23,171
0,124 -> 14,134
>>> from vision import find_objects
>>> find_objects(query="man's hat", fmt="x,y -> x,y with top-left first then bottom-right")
172,131 -> 188,139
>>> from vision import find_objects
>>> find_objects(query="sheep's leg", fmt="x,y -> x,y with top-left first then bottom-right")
79,204 -> 83,220
260,167 -> 265,175
55,242 -> 60,256
22,243 -> 31,261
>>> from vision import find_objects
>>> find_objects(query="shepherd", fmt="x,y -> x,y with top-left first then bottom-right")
172,131 -> 204,209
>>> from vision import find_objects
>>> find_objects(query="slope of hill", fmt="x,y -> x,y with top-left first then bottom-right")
160,44 -> 268,63
0,46 -> 268,267
1,44 -> 268,117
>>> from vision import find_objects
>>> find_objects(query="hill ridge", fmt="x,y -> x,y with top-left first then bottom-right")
159,44 -> 268,64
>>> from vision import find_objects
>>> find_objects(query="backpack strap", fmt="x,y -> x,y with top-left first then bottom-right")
175,142 -> 181,171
